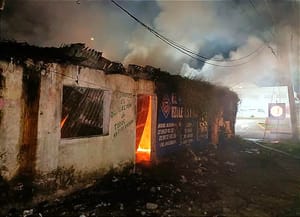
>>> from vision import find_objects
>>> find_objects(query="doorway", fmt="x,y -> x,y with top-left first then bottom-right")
136,95 -> 152,163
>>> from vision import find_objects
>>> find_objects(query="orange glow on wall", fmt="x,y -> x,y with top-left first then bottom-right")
136,96 -> 152,163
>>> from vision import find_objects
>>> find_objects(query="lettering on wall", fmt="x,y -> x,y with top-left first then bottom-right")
157,122 -> 177,147
160,93 -> 193,119
156,93 -> 205,157
113,119 -> 134,138
182,122 -> 194,145
111,91 -> 134,138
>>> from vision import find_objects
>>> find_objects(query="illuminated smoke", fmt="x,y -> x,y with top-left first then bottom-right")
2,0 -> 299,88
180,36 -> 279,87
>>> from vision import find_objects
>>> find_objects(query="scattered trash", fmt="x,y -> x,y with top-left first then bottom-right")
180,175 -> 187,183
112,176 -> 119,183
188,149 -> 201,162
150,186 -> 156,193
199,182 -> 208,187
96,202 -> 110,208
74,204 -> 83,211
15,182 -> 24,191
23,209 -> 33,217
2,144 -> 294,217
196,168 -> 204,175
146,202 -> 158,210
224,161 -> 236,166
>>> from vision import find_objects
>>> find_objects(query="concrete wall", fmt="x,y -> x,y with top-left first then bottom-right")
0,61 -> 24,179
0,60 -> 156,182
36,63 -> 61,173
0,58 -> 233,186
37,64 -> 155,177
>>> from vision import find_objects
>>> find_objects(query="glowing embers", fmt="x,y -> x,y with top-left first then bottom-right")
136,96 -> 152,163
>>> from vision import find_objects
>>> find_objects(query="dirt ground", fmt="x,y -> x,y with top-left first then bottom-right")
2,138 -> 300,217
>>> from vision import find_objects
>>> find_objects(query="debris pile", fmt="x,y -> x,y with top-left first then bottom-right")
2,140 -> 299,217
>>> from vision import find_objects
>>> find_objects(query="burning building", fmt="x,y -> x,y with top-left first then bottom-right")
0,41 -> 238,196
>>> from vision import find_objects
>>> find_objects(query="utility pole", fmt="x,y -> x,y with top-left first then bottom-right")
277,31 -> 299,141
269,1 -> 299,141
287,0 -> 300,141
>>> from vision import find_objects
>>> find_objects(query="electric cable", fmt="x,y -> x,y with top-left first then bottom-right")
111,0 -> 268,67
248,0 -> 276,39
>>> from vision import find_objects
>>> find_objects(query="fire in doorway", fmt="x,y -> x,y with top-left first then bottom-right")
136,95 -> 152,163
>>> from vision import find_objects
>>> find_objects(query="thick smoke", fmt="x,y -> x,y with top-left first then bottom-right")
123,0 -> 299,88
2,0 -> 158,60
2,0 -> 299,88
181,36 -> 278,85
153,1 -> 299,88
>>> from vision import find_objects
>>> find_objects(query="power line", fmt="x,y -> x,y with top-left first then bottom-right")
248,0 -> 258,13
111,0 -> 267,68
263,0 -> 276,27
232,0 -> 277,57
248,0 -> 276,39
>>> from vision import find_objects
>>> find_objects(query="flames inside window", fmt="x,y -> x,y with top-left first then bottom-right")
136,95 -> 152,163
61,86 -> 105,138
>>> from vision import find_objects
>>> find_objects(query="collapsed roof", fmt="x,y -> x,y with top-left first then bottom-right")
0,41 -> 239,118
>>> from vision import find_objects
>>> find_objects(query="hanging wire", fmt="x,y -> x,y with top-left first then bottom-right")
111,0 -> 268,67
248,0 -> 276,40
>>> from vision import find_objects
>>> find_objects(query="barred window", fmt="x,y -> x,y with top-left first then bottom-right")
61,86 -> 108,138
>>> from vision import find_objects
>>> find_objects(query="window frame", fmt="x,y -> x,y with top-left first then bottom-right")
60,85 -> 111,139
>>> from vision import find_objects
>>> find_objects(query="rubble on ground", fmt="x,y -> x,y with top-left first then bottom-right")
1,140 -> 300,217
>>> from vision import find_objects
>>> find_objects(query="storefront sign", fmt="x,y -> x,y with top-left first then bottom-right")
156,93 -> 199,157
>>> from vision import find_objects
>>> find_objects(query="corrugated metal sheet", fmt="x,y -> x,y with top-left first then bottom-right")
61,86 -> 104,138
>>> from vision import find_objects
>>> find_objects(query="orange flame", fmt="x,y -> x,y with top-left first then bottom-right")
60,114 -> 69,128
136,97 -> 152,163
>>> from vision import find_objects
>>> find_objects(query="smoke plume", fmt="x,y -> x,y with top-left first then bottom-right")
2,0 -> 299,88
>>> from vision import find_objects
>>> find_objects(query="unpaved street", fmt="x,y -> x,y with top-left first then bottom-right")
2,138 -> 300,217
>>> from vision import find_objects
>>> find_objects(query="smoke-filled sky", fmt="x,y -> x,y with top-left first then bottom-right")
1,0 -> 300,89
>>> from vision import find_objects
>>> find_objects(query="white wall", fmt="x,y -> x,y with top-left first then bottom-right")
36,64 -> 155,176
0,61 -> 24,179
0,60 -> 156,181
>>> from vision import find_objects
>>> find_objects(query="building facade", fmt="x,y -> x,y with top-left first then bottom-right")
0,42 -> 238,194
